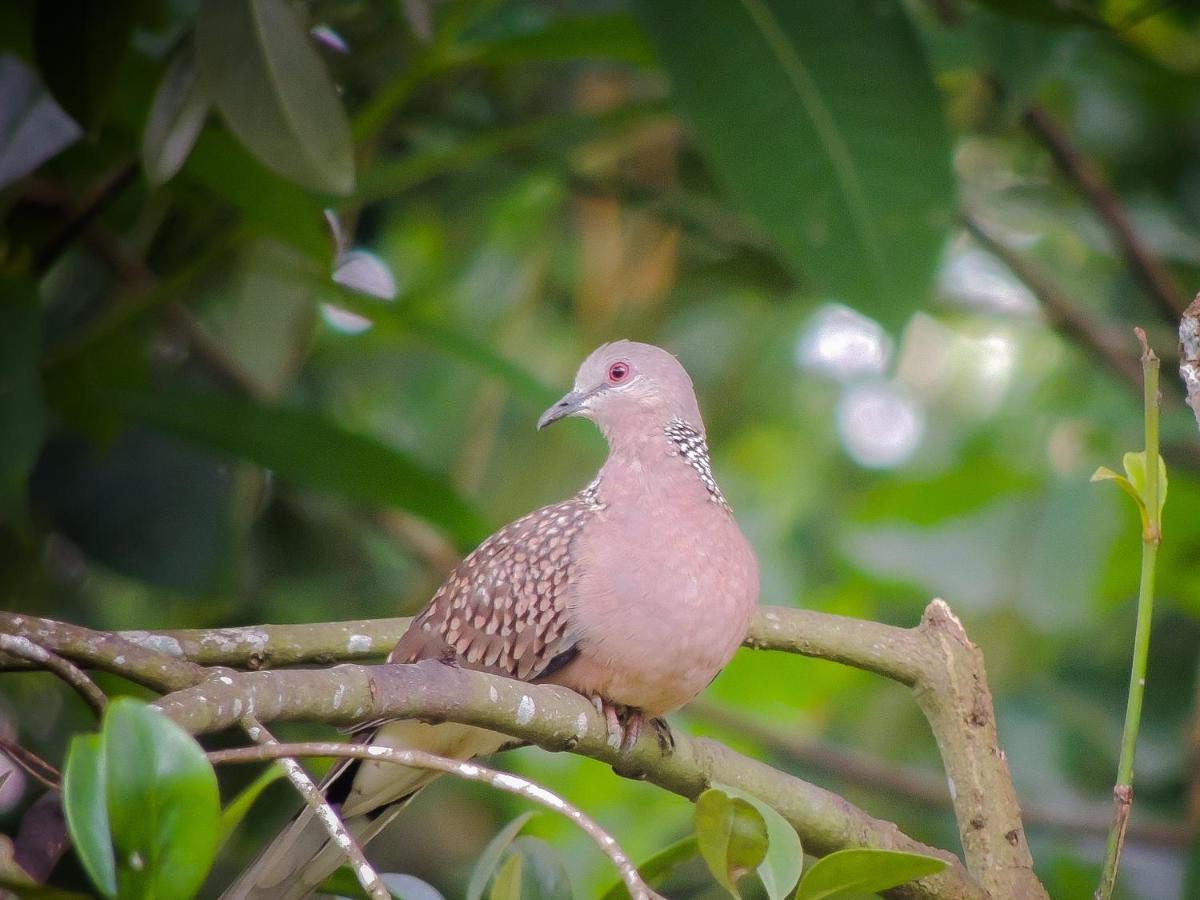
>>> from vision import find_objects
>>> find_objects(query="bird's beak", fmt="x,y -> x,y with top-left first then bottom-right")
538,388 -> 594,430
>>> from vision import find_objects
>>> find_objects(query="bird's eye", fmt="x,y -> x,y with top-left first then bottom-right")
607,361 -> 630,383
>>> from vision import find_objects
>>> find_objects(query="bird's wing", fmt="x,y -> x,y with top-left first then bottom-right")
389,484 -> 603,681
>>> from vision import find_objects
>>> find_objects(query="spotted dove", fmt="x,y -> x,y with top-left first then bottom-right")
224,341 -> 760,899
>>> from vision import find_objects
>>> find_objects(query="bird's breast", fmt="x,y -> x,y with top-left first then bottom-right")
555,480 -> 759,716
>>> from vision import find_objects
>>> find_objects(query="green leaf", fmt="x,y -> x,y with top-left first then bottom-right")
216,764 -> 286,852
1090,465 -> 1142,511
467,811 -> 538,900
196,0 -> 354,195
598,836 -> 698,899
62,733 -> 116,898
793,848 -> 948,899
694,788 -> 769,898
488,852 -> 523,900
1122,451 -> 1167,529
102,698 -> 220,900
116,387 -> 488,549
971,0 -> 1094,25
142,45 -> 210,187
33,0 -> 134,130
716,784 -> 803,900
633,0 -> 954,330
470,14 -> 654,66
0,281 -> 46,524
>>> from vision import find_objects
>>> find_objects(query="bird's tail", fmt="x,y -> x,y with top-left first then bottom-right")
220,721 -> 507,900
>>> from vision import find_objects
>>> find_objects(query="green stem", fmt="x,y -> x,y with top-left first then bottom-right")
1096,330 -> 1162,900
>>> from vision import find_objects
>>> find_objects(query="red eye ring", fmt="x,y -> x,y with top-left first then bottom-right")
607,361 -> 630,383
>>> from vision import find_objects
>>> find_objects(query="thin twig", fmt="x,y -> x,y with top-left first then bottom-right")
0,633 -> 106,716
0,736 -> 61,791
1023,105 -> 1189,319
1096,329 -> 1163,900
239,717 -> 388,900
209,741 -> 661,900
962,212 -> 1143,389
31,163 -> 138,274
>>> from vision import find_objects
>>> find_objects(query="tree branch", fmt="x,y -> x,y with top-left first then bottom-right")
3,602 -> 1038,897
239,717 -> 388,900
962,211 -> 1144,391
0,634 -> 107,716
210,741 -> 661,900
158,659 -> 980,900
1023,104 -> 1189,320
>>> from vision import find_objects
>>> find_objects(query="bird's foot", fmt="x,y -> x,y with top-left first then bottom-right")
650,717 -> 674,754
589,696 -> 648,753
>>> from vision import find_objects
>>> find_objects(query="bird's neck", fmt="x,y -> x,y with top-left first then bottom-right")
595,417 -> 730,511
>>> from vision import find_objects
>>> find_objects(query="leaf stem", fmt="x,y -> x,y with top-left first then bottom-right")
1096,328 -> 1162,899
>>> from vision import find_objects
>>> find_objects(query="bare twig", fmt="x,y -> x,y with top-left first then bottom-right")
0,633 -> 106,716
1179,293 -> 1200,433
1023,105 -> 1189,319
240,717 -> 388,900
0,736 -> 61,791
209,741 -> 662,900
963,212 -> 1143,389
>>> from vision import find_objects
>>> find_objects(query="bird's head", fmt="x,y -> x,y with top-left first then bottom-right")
537,340 -> 704,439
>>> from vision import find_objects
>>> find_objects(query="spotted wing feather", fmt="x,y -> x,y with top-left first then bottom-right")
390,485 -> 602,681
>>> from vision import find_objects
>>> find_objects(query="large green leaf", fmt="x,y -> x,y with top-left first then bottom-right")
142,45 -> 211,187
716,784 -> 803,900
793,848 -> 948,899
633,0 -> 954,330
0,281 -> 45,523
62,734 -> 116,898
196,0 -> 354,195
102,698 -> 220,899
117,388 -> 488,548
694,788 -> 769,898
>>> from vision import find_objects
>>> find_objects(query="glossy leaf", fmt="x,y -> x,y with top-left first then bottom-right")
717,784 -> 803,900
62,734 -> 116,898
694,788 -> 769,898
1122,451 -> 1168,529
33,0 -> 134,129
102,698 -> 220,899
488,852 -> 523,900
0,281 -> 46,523
0,53 -> 80,188
142,46 -> 211,186
117,387 -> 488,548
793,848 -> 947,899
467,811 -> 538,900
196,0 -> 354,194
598,836 -> 699,899
216,764 -> 286,851
634,0 -> 954,330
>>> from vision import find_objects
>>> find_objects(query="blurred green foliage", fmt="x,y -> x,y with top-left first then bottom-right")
3,0 -> 1200,897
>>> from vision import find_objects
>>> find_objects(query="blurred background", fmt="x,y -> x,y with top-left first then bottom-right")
2,0 -> 1200,897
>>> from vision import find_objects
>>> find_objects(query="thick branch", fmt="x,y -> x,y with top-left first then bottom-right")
155,660 -> 981,900
4,604 -> 1034,896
